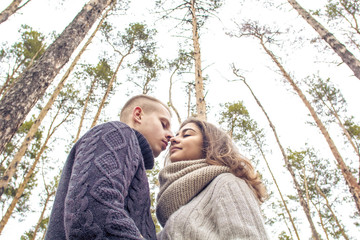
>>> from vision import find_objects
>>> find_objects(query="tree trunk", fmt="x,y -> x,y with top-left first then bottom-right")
0,5 -> 109,199
0,0 -> 113,155
91,52 -> 129,128
252,132 -> 300,240
31,190 -> 55,240
0,105 -> 71,232
74,77 -> 97,142
315,184 -> 350,240
287,0 -> 360,80
1,44 -> 45,100
259,38 -> 360,214
233,71 -> 301,239
190,0 -> 206,120
0,58 -> 26,98
0,0 -> 28,24
187,83 -> 192,118
168,67 -> 182,125
311,199 -> 330,240
328,101 -> 360,179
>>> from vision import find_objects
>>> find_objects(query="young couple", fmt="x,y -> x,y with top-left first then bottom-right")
45,95 -> 269,240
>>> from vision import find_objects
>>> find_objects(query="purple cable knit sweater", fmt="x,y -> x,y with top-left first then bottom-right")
45,121 -> 156,240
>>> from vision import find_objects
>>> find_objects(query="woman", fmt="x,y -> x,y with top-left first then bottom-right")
156,118 -> 269,240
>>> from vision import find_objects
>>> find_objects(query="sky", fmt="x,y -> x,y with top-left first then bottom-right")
1,0 -> 360,239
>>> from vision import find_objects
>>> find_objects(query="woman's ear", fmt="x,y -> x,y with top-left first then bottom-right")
132,106 -> 143,124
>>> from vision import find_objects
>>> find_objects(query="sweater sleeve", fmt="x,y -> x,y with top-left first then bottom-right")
63,122 -> 144,240
213,174 -> 269,240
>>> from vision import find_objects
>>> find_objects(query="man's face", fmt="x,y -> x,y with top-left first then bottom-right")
137,105 -> 173,157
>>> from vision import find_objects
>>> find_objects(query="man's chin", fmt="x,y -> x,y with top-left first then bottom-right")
153,150 -> 161,158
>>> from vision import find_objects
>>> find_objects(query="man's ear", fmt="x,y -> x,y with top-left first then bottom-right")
132,106 -> 143,124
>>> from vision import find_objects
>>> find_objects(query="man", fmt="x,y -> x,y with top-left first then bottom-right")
45,95 -> 173,240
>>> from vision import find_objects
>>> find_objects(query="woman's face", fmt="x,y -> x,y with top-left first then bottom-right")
169,123 -> 204,162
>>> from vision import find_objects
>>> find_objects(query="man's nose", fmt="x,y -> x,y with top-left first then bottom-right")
165,131 -> 173,141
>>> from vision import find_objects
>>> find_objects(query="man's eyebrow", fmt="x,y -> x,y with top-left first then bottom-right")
160,117 -> 170,126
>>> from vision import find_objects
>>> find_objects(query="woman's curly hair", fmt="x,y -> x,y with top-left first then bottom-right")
180,118 -> 268,203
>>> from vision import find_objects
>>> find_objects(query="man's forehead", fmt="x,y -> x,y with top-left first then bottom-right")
156,104 -> 172,118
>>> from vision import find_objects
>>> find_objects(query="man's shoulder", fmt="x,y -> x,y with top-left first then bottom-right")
88,121 -> 134,136
78,121 -> 136,146
95,121 -> 131,131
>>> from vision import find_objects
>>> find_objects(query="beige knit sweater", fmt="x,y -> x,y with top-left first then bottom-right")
157,164 -> 269,240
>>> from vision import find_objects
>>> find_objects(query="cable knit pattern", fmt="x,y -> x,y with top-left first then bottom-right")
157,173 -> 270,240
156,159 -> 230,227
45,121 -> 156,240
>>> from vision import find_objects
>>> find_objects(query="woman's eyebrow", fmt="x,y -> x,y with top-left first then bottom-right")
175,128 -> 196,136
181,128 -> 196,134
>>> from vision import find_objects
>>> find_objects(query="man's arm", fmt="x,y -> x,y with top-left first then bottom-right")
63,122 -> 144,240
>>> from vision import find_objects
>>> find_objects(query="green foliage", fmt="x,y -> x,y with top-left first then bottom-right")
344,117 -> 360,140
102,22 -> 157,55
219,101 -> 264,150
74,58 -> 114,111
0,25 -> 46,97
156,0 -> 224,29
128,53 -> 164,94
326,0 -> 360,20
278,231 -> 292,240
123,23 -> 156,48
0,118 -> 44,220
11,24 -> 46,67
306,76 -> 346,123
168,48 -> 193,74
84,58 -> 114,88
287,146 -> 349,238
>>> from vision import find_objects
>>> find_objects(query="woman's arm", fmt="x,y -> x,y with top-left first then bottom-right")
213,173 -> 269,240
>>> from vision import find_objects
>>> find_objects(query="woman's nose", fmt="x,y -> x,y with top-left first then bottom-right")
170,136 -> 179,144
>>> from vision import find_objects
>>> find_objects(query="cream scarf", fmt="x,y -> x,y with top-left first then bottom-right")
156,159 -> 230,227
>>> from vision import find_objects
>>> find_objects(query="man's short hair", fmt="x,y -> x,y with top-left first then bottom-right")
120,95 -> 171,123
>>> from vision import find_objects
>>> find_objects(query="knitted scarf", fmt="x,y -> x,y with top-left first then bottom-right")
156,159 -> 230,227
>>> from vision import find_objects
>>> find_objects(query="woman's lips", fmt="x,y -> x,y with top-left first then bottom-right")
170,146 -> 181,154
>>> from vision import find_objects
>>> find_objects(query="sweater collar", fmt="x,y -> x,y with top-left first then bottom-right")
133,129 -> 154,170
156,159 -> 230,227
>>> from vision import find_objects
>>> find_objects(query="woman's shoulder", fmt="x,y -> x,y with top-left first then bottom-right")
211,172 -> 246,187
209,173 -> 256,199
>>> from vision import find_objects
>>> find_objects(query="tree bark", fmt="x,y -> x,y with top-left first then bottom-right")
0,103 -> 72,233
233,71 -> 301,239
0,0 -> 114,155
252,132 -> 301,240
190,0 -> 206,120
74,77 -> 97,142
91,52 -> 129,128
287,0 -> 360,81
315,184 -> 350,240
0,5 -> 109,198
0,0 -> 29,24
168,67 -> 182,125
259,38 -> 360,214
187,83 -> 192,118
0,58 -> 25,98
328,101 -> 360,177
1,44 -> 45,99
311,199 -> 330,240
232,62 -> 319,238
31,190 -> 55,240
